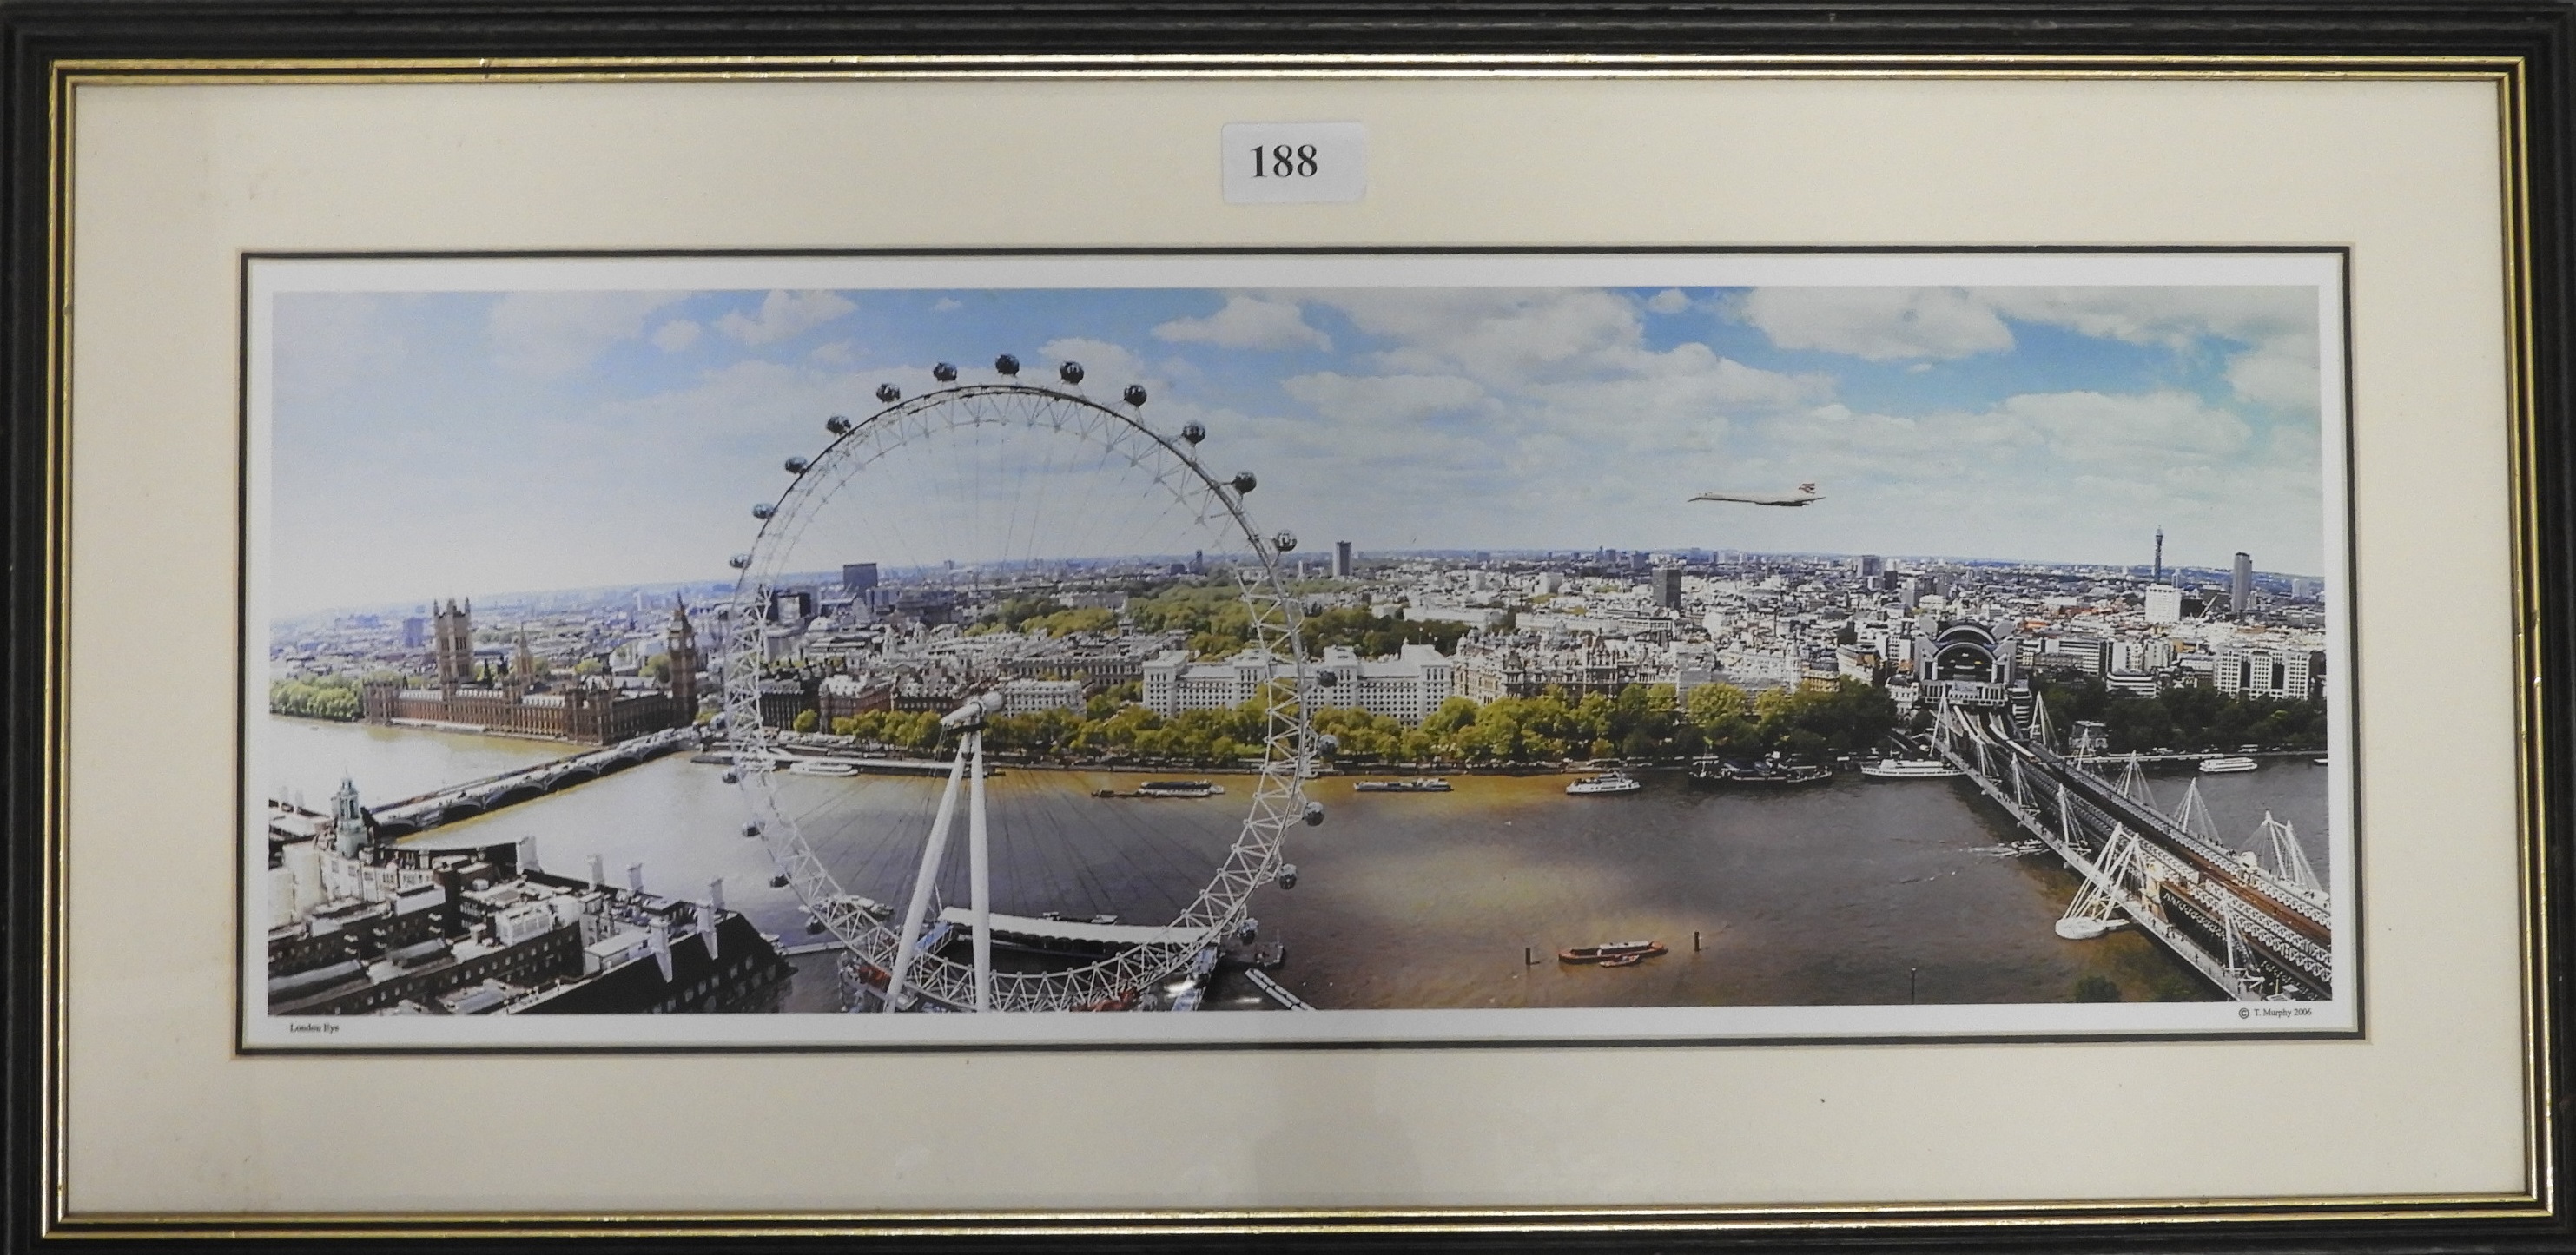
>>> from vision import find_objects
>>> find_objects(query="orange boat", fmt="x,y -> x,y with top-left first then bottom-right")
1558,940 -> 1668,964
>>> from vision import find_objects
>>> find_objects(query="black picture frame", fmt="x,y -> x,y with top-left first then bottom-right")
5,2 -> 2571,1250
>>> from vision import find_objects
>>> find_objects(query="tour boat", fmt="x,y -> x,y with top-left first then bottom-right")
1692,757 -> 1831,787
788,759 -> 859,777
2198,756 -> 2260,774
1565,772 -> 1643,796
1558,940 -> 1668,964
1859,758 -> 1962,779
1354,778 -> 1453,793
1135,780 -> 1225,798
1595,951 -> 1648,968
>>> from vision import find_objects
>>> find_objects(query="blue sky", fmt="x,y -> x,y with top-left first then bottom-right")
268,282 -> 2325,618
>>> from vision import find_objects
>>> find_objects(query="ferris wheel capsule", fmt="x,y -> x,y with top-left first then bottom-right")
994,353 -> 1020,376
1123,384 -> 1147,406
932,362 -> 958,381
1058,361 -> 1085,385
784,455 -> 811,474
875,383 -> 901,403
1303,801 -> 1325,826
751,503 -> 775,519
727,553 -> 751,569
1180,421 -> 1205,446
1274,531 -> 1298,552
1278,863 -> 1299,890
1231,471 -> 1258,494
826,415 -> 853,434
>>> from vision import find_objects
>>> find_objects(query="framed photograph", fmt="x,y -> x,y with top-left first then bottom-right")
11,3 -> 2571,1247
242,248 -> 2355,1052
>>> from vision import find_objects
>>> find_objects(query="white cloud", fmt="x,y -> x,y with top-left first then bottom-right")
1738,284 -> 2321,415
651,319 -> 701,352
1153,294 -> 1331,351
2223,329 -> 2321,412
933,297 -> 962,313
1039,338 -> 1151,391
1646,288 -> 1690,314
489,291 -> 687,375
1739,287 -> 2015,360
274,293 -> 409,400
809,340 -> 856,367
2000,389 -> 2252,464
1280,373 -> 1489,426
1978,287 -> 2308,352
716,289 -> 857,347
1316,289 -> 1639,383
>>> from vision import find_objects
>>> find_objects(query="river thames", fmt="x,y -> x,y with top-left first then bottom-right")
265,716 -> 2333,1012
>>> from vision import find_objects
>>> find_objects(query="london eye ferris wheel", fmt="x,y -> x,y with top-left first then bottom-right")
719,355 -> 1314,1013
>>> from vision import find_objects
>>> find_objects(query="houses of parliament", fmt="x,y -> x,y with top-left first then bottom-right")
360,599 -> 703,744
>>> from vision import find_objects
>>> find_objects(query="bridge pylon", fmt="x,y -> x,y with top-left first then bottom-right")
2056,824 -> 2141,940
2259,813 -> 2328,902
2116,753 -> 2156,809
2170,779 -> 2218,842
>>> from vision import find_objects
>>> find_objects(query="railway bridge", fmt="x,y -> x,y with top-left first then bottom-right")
1931,701 -> 2333,1002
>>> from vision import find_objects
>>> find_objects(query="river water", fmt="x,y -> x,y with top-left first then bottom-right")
265,717 -> 2334,1011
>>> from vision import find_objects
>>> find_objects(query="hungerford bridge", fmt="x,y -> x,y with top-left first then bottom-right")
1916,624 -> 2339,1005
1917,629 -> 2332,1002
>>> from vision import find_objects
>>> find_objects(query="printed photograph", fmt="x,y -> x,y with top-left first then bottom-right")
244,252 -> 2351,1047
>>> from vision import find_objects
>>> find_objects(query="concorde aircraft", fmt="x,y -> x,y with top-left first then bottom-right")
1689,482 -> 1824,507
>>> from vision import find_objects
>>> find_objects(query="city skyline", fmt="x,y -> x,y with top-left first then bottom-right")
265,274 -> 2329,618
269,543 -> 2325,630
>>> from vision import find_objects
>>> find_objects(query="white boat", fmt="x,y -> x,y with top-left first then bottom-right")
2198,756 -> 2260,774
1565,772 -> 1642,796
1859,758 -> 1961,779
788,760 -> 859,777
1135,780 -> 1225,798
1354,778 -> 1453,793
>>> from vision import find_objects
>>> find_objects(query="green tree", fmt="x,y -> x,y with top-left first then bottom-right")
791,709 -> 819,733
268,674 -> 363,722
2035,673 -> 2325,753
1027,606 -> 1119,637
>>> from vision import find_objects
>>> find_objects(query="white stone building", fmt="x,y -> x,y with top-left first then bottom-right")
2214,644 -> 2314,700
999,677 -> 1085,715
1311,644 -> 1456,725
1143,644 -> 1460,726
